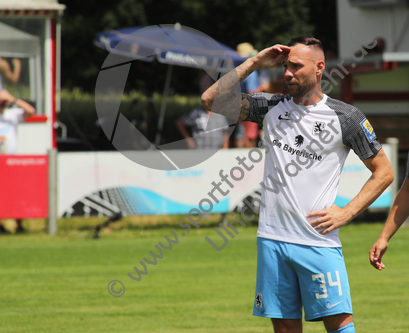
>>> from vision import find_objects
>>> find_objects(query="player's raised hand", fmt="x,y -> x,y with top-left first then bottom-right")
369,238 -> 387,270
251,45 -> 291,70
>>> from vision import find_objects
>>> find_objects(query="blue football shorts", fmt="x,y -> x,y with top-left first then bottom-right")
253,237 -> 353,321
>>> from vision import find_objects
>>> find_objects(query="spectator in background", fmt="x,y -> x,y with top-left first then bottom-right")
0,90 -> 35,153
0,89 -> 35,233
177,107 -> 230,149
0,57 -> 21,88
235,43 -> 261,148
177,71 -> 230,150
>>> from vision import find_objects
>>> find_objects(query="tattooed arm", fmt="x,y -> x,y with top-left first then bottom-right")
201,45 -> 290,121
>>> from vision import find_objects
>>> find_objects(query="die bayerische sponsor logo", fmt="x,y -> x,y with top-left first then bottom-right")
271,137 -> 323,161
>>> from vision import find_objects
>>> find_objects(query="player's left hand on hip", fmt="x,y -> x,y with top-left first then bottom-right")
307,204 -> 349,235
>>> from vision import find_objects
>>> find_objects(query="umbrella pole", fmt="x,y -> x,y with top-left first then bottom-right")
155,64 -> 173,146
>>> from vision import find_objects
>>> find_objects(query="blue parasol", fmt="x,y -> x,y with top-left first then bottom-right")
94,23 -> 246,145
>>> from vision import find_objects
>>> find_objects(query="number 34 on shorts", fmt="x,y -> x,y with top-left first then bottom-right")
312,271 -> 342,300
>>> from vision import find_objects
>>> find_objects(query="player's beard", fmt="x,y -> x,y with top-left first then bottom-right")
288,76 -> 316,100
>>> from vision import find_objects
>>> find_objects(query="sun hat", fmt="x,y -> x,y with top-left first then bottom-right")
236,42 -> 258,58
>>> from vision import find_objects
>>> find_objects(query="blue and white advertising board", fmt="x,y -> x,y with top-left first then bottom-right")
58,149 -> 264,217
58,146 -> 393,218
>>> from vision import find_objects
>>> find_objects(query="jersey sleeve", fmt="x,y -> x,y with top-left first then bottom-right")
343,110 -> 381,160
245,93 -> 290,126
326,97 -> 382,160
343,113 -> 381,159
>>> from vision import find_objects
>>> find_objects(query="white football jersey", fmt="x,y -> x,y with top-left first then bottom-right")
246,93 -> 381,247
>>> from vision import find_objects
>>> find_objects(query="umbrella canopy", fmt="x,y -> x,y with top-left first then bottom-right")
94,23 -> 246,72
94,24 -> 246,170
94,24 -> 247,147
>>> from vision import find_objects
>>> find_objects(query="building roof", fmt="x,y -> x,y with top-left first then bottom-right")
0,0 -> 65,16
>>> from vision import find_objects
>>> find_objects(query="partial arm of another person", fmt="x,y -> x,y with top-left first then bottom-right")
0,58 -> 21,85
308,149 -> 394,234
13,94 -> 35,120
201,45 -> 290,121
369,177 -> 409,270
222,130 -> 229,149
176,120 -> 196,149
15,97 -> 35,120
0,90 -> 35,119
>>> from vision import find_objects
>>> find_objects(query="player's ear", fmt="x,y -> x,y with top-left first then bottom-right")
316,60 -> 325,76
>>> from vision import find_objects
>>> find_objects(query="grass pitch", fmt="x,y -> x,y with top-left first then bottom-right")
0,218 -> 408,333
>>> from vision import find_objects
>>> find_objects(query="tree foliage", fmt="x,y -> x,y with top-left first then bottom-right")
60,0 -> 336,94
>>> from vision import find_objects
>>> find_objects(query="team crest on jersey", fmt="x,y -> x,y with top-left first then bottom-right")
313,121 -> 325,135
360,119 -> 376,143
255,293 -> 263,308
295,135 -> 304,147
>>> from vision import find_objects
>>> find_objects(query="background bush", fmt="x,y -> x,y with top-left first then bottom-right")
58,88 -> 202,149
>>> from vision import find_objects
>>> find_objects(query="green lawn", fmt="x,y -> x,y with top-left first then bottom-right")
0,220 -> 408,332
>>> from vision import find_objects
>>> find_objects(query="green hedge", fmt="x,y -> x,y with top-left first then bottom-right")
59,88 -> 202,147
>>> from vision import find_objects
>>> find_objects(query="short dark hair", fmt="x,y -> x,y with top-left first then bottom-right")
287,36 -> 324,53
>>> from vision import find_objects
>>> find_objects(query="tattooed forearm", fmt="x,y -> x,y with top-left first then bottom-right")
236,63 -> 253,82
239,94 -> 251,121
201,59 -> 255,121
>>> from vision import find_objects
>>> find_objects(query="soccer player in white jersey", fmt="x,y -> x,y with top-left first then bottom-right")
369,151 -> 409,270
201,36 -> 394,333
